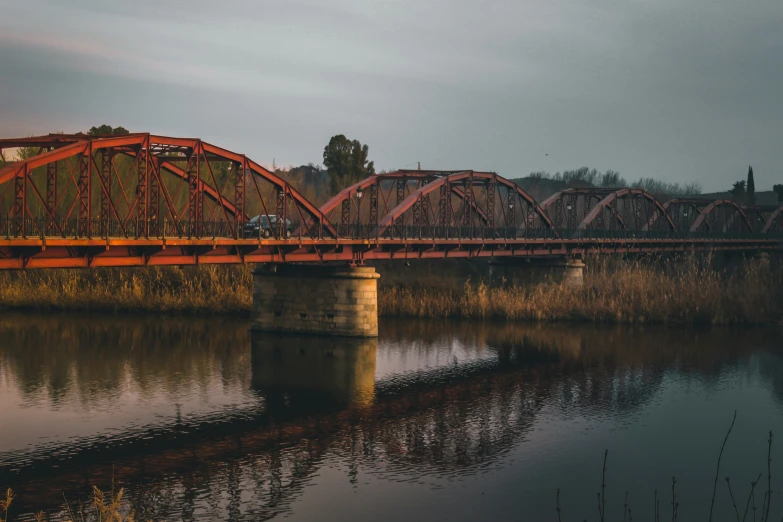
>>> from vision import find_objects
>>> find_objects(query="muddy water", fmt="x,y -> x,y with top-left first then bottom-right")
1,314 -> 782,521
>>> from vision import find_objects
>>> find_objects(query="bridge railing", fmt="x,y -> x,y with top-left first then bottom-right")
335,225 -> 562,240
0,217 -> 321,240
2,217 -> 781,241
337,225 -> 779,241
572,228 -> 777,240
569,229 -> 678,240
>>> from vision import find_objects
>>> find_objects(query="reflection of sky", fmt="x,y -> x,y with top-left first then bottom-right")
375,336 -> 492,380
0,362 -> 259,458
2,0 -> 782,191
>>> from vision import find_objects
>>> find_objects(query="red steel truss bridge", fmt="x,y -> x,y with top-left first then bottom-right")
0,133 -> 781,269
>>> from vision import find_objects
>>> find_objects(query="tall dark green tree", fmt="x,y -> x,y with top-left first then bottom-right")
730,180 -> 746,202
323,135 -> 375,194
747,165 -> 755,205
774,184 -> 783,203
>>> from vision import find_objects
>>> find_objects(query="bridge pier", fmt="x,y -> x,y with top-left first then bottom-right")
489,256 -> 585,287
252,264 -> 380,337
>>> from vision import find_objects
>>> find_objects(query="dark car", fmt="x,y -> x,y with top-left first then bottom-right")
244,215 -> 292,238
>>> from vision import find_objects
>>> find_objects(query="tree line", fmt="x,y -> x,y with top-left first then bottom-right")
527,167 -> 703,196
729,166 -> 783,205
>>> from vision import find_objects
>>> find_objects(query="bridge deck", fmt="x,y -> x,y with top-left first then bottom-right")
0,235 -> 779,268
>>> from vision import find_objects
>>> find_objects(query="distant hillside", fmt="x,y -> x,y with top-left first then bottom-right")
277,165 -> 331,206
510,177 -> 592,202
510,167 -> 702,203
511,176 -> 782,207
699,190 -> 780,206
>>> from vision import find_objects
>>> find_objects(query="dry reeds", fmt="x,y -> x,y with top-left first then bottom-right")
0,488 -> 13,522
379,255 -> 783,325
0,265 -> 252,314
0,255 -> 780,325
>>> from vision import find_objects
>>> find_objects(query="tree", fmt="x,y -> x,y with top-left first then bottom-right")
323,135 -> 375,194
747,165 -> 755,205
16,146 -> 41,160
773,184 -> 783,203
598,170 -> 624,187
730,180 -> 746,202
87,125 -> 129,136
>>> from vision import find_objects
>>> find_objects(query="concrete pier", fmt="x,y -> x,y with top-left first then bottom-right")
489,257 -> 585,287
252,264 -> 380,337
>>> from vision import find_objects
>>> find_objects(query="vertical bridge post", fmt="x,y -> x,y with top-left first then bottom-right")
252,264 -> 380,337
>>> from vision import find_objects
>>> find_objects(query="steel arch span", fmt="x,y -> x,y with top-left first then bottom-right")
743,205 -> 783,234
319,170 -> 497,236
649,198 -> 713,233
0,133 -> 336,241
576,188 -> 676,235
0,134 -> 243,220
688,200 -> 752,235
373,170 -> 556,240
761,206 -> 783,234
539,188 -> 675,238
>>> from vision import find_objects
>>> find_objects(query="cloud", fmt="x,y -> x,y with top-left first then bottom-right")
1,0 -> 781,190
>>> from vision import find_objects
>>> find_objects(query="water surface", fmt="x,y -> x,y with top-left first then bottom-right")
1,314 -> 782,520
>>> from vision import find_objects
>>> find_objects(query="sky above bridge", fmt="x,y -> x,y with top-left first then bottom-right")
0,0 -> 781,192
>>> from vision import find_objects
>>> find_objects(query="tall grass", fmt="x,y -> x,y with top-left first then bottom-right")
0,256 -> 780,325
0,265 -> 252,314
0,485 -> 135,522
379,255 -> 783,325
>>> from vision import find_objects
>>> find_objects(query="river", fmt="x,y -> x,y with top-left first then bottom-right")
1,314 -> 782,521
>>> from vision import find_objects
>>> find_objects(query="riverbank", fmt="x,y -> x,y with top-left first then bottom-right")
0,264 -> 253,315
0,256 -> 780,325
381,256 -> 783,325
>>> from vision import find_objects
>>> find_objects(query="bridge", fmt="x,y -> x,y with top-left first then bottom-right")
1,133 -> 781,336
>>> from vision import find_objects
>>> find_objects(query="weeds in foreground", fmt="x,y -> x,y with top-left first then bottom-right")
1,488 -> 13,522
1,418 -> 777,520
0,483 -> 135,522
556,413 -> 774,522
86,485 -> 134,522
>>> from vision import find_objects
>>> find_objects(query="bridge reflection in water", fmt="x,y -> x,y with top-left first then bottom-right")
0,315 -> 782,521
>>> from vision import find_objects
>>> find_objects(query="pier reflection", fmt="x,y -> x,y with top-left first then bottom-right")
250,333 -> 377,413
0,314 -> 781,521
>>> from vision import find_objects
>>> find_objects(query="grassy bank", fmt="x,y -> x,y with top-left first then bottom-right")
0,256 -> 780,325
0,265 -> 253,314
380,256 -> 783,325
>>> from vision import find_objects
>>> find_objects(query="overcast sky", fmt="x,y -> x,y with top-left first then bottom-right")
0,0 -> 781,191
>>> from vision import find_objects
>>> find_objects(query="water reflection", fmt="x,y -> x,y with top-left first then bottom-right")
1,314 -> 251,406
251,334 -> 377,413
0,314 -> 781,521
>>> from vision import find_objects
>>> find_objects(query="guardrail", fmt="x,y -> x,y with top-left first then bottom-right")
1,217 -> 781,242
